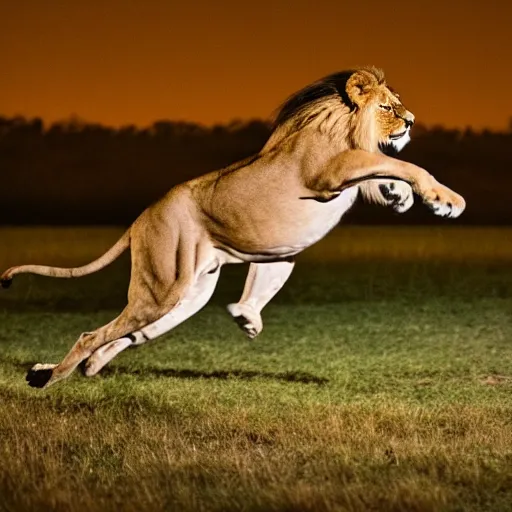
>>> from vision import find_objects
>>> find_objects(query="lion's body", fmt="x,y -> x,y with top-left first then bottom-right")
1,67 -> 466,388
189,156 -> 359,260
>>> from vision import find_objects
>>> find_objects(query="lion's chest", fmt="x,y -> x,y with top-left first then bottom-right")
297,187 -> 359,247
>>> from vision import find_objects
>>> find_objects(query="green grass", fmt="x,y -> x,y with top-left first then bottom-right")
0,227 -> 512,511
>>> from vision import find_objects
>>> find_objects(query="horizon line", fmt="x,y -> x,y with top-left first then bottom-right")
1,113 -> 511,134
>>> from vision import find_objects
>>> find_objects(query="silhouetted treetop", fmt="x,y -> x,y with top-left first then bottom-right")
0,115 -> 511,225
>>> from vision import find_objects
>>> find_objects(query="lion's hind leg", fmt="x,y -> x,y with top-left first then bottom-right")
26,273 -> 205,388
81,337 -> 134,377
83,267 -> 221,377
25,215 -> 213,388
26,308 -> 156,388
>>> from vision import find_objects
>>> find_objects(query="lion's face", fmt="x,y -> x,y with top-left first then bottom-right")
373,86 -> 414,153
346,69 -> 415,154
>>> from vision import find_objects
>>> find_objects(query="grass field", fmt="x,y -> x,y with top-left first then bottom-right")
1,226 -> 512,512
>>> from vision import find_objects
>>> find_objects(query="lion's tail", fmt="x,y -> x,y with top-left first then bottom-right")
1,230 -> 131,289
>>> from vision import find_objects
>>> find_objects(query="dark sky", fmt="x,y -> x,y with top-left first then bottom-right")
2,0 -> 511,130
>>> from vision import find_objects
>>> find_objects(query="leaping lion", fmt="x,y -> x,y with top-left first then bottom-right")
1,67 -> 465,388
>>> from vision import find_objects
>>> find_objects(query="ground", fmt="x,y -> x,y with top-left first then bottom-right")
0,226 -> 511,512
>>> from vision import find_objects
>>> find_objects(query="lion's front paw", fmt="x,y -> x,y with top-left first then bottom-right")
226,303 -> 263,340
422,181 -> 466,218
379,181 -> 414,213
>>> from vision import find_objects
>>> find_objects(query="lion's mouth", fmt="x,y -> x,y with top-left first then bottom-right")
381,127 -> 411,155
389,130 -> 408,140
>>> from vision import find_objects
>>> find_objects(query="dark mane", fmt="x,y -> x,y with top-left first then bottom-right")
273,67 -> 385,131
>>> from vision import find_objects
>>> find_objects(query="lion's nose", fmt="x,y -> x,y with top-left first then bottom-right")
405,117 -> 414,128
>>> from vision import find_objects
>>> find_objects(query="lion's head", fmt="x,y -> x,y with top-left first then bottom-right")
269,66 -> 415,156
345,67 -> 415,154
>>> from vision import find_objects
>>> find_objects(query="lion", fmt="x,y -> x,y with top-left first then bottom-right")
0,67 -> 465,388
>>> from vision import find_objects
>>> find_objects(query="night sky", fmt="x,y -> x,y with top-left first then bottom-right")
2,0 -> 511,130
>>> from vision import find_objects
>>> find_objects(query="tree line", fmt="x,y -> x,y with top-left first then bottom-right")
1,116 -> 511,225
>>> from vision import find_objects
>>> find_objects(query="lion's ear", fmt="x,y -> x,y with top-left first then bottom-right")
346,70 -> 379,107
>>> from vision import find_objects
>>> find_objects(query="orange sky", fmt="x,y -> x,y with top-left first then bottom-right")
1,0 -> 511,130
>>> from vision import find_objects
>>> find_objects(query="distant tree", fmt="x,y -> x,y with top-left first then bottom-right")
1,114 -> 511,225
117,124 -> 139,138
411,122 -> 428,137
463,126 -> 474,138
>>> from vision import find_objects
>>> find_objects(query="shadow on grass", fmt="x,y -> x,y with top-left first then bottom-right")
0,356 -> 328,386
99,366 -> 329,385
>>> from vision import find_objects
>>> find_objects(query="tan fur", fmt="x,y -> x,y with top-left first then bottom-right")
1,67 -> 465,388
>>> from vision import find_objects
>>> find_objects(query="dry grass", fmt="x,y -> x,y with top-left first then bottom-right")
1,226 -> 512,511
2,396 -> 512,512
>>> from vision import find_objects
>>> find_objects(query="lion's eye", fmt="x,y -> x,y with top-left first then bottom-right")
380,104 -> 392,111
